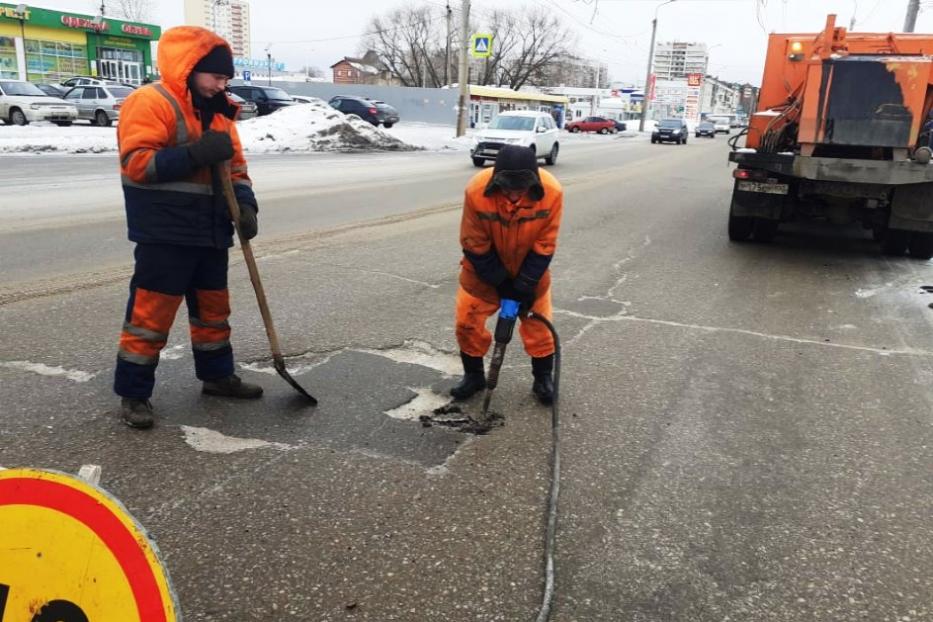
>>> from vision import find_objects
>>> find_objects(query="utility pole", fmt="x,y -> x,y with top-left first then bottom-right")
445,2 -> 453,87
904,0 -> 920,32
639,0 -> 676,132
456,0 -> 471,137
266,45 -> 272,86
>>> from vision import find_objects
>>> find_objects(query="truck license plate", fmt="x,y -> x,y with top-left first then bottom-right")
738,180 -> 788,195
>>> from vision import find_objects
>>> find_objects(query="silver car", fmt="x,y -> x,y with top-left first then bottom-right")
227,91 -> 258,121
63,84 -> 134,126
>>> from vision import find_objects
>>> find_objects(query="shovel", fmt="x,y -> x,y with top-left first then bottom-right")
216,162 -> 318,405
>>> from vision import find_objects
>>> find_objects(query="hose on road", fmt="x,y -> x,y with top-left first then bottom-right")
530,312 -> 561,622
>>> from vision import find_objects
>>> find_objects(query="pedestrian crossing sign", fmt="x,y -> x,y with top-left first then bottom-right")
471,33 -> 493,58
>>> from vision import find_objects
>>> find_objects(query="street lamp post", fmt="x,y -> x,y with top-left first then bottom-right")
638,0 -> 676,132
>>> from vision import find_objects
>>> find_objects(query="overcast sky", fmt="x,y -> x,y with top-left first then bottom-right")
53,0 -> 933,86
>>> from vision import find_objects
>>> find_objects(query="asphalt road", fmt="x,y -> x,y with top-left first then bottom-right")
2,133 -> 933,621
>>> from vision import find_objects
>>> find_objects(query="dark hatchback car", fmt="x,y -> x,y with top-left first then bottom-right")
695,121 -> 716,138
612,119 -> 627,132
652,118 -> 689,144
328,96 -> 400,128
227,85 -> 296,116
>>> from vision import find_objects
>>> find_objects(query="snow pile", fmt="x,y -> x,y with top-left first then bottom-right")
236,97 -> 415,153
382,122 -> 474,151
0,124 -> 116,154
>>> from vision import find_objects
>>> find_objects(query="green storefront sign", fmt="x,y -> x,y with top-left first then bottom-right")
0,4 -> 160,41
0,3 -> 160,83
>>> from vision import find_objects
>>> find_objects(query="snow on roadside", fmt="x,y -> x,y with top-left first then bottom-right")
0,123 -> 116,154
381,122 -> 474,151
236,97 -> 415,153
0,96 -> 418,155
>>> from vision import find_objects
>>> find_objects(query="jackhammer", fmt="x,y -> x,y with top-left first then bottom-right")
479,298 -> 521,421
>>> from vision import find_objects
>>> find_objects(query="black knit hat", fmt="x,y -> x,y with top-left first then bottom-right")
484,145 -> 545,201
192,45 -> 234,78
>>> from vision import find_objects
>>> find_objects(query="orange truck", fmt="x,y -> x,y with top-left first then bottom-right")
728,15 -> 933,258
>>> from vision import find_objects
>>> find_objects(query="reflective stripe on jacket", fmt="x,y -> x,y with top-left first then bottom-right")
117,26 -> 256,248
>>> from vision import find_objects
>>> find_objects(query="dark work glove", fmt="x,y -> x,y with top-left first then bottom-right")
511,278 -> 537,310
187,130 -> 234,167
238,202 -> 258,240
496,280 -> 518,301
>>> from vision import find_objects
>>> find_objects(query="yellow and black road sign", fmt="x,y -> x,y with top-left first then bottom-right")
0,468 -> 179,621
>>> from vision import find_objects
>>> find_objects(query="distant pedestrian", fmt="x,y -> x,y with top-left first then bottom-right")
114,26 -> 263,429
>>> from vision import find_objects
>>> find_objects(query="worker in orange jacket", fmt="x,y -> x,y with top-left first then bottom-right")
452,145 -> 563,404
114,27 -> 262,429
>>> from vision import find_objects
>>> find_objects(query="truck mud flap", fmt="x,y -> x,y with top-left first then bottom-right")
890,183 -> 933,232
730,180 -> 786,220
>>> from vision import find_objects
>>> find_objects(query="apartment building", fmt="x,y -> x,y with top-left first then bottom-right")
183,0 -> 250,59
652,41 -> 708,81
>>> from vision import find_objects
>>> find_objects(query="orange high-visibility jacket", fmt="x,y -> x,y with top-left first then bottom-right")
118,26 -> 253,248
459,167 -> 563,302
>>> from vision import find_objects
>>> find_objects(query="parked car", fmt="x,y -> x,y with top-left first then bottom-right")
708,116 -> 731,133
328,96 -> 400,127
36,83 -> 68,98
471,110 -> 560,167
0,80 -> 77,126
566,116 -> 617,134
62,84 -> 134,126
651,118 -> 689,144
291,95 -> 315,104
612,119 -> 628,132
695,121 -> 716,138
228,85 -> 296,116
60,76 -> 129,89
227,91 -> 258,121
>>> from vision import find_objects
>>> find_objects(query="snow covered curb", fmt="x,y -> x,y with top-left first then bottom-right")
0,96 -> 428,155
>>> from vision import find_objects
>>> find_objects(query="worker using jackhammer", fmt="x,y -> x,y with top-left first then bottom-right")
451,145 -> 564,405
113,26 -> 263,429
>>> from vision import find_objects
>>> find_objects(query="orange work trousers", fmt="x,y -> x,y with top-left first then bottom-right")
454,286 -> 555,358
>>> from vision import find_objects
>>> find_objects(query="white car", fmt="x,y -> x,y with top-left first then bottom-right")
708,116 -> 731,134
291,95 -> 315,104
471,111 -> 560,167
0,80 -> 77,126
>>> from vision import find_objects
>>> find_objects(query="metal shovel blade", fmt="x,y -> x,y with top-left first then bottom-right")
274,356 -> 318,405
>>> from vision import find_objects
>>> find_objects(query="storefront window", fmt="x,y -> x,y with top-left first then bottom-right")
25,40 -> 89,84
0,36 -> 17,79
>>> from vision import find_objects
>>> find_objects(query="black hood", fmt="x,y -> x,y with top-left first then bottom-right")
484,145 -> 545,201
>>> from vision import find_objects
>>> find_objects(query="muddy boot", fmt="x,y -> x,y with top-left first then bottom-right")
450,352 -> 486,400
202,374 -> 264,399
121,398 -> 154,429
532,355 -> 555,405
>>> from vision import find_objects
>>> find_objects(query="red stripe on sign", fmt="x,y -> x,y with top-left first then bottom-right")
0,477 -> 167,622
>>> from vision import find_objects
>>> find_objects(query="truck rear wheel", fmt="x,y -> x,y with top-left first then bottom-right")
881,229 -> 911,256
752,219 -> 779,242
908,232 -> 933,260
728,213 -> 754,241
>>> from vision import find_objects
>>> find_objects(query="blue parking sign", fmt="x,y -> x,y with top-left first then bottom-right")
243,70 -> 252,82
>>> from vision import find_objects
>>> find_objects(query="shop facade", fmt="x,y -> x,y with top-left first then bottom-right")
468,85 -> 569,128
0,3 -> 159,85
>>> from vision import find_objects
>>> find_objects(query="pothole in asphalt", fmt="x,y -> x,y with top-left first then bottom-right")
420,404 -> 505,435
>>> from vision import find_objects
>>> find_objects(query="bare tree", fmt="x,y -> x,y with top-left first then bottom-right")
93,0 -> 154,22
363,3 -> 578,90
362,5 -> 448,88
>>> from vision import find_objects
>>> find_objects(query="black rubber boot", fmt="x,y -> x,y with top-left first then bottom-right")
450,352 -> 486,400
532,355 -> 555,405
202,374 -> 264,399
121,398 -> 154,429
